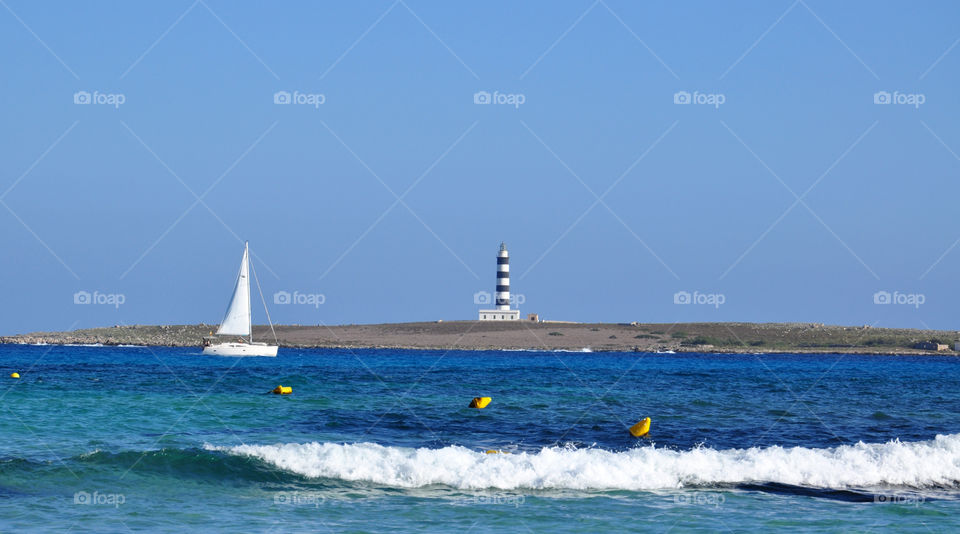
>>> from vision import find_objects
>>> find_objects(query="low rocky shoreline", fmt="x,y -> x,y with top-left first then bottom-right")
2,321 -> 959,355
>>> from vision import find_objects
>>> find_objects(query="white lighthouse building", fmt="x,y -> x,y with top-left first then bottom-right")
479,242 -> 520,321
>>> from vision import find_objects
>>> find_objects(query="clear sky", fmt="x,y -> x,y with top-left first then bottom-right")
2,1 -> 959,333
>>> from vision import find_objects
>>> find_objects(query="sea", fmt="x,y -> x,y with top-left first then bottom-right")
1,344 -> 958,532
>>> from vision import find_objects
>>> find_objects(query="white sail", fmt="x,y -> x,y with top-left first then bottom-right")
216,243 -> 251,336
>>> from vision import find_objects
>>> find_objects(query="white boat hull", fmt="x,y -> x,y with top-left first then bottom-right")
202,342 -> 278,357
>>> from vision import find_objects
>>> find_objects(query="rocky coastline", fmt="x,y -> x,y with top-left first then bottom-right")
2,321 -> 959,355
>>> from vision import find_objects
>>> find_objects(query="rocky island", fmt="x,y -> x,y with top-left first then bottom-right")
2,321 -> 959,354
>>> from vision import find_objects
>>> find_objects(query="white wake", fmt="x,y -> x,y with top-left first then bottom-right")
210,434 -> 960,490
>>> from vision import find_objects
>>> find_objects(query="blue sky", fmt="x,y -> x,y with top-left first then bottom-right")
1,0 -> 959,333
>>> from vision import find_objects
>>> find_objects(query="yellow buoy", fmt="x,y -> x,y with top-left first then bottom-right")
469,397 -> 491,409
271,385 -> 292,395
485,449 -> 510,454
10,372 -> 19,379
629,417 -> 651,437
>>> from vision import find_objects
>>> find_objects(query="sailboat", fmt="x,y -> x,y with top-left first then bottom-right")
202,242 -> 278,357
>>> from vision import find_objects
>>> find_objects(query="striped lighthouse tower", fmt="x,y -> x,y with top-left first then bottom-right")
478,242 -> 520,320
495,242 -> 510,310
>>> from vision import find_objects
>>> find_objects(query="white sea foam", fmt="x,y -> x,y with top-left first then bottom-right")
210,434 -> 960,490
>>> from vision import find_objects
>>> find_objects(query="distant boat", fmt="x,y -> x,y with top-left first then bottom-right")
202,242 -> 278,357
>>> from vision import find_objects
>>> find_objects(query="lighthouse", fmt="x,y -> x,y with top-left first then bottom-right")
479,242 -> 520,321
496,242 -> 511,310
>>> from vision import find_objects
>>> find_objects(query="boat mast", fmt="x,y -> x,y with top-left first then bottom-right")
245,241 -> 253,344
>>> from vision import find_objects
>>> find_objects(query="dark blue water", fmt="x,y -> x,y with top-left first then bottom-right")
1,345 -> 958,532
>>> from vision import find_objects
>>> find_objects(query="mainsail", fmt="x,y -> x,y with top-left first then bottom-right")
216,243 -> 251,336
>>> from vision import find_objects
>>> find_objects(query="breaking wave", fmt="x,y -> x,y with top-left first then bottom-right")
210,433 -> 960,491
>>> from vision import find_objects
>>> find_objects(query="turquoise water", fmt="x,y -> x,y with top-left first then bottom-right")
1,345 -> 959,532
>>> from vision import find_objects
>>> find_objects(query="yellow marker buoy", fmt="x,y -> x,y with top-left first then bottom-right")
271,385 -> 292,395
485,449 -> 510,455
469,397 -> 491,409
10,372 -> 19,379
629,417 -> 651,437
